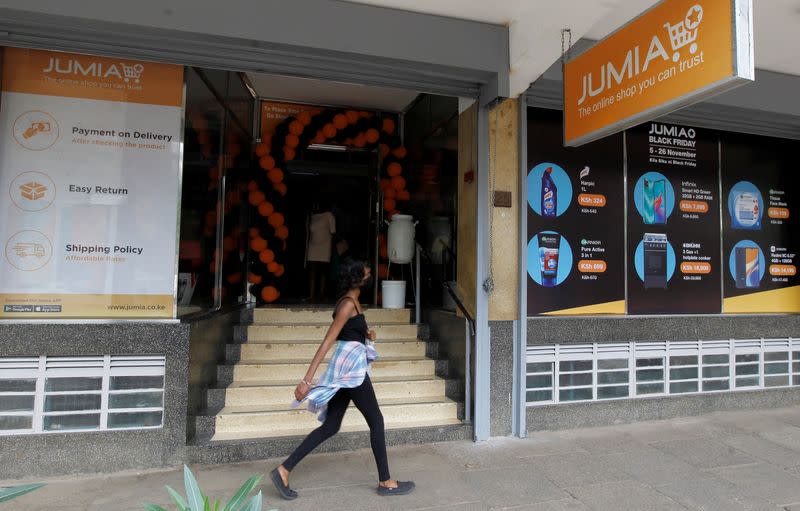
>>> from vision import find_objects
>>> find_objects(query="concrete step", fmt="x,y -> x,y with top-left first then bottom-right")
233,340 -> 426,362
210,419 -> 465,442
242,324 -> 419,342
212,397 -> 459,439
221,378 -> 447,407
228,357 -> 436,383
205,374 -> 459,416
187,422 -> 471,463
251,307 -> 411,325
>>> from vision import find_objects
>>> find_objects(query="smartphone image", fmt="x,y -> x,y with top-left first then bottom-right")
643,179 -> 655,225
745,247 -> 760,288
735,247 -> 760,289
653,179 -> 667,224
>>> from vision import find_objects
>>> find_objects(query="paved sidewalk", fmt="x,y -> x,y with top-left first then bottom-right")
7,405 -> 800,510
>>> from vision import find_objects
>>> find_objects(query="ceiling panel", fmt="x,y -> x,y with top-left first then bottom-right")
349,0 -> 800,93
246,72 -> 421,112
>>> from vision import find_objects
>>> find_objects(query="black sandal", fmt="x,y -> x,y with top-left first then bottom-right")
377,481 -> 415,496
270,468 -> 298,500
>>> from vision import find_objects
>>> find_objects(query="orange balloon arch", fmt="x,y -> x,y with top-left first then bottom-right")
248,107 -> 410,303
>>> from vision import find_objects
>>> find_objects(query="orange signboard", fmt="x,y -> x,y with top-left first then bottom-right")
2,47 -> 184,107
564,0 -> 753,147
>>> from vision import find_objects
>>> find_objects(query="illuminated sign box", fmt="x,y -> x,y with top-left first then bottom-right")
564,0 -> 754,147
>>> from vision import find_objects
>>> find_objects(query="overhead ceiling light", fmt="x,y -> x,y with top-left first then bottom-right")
308,144 -> 348,151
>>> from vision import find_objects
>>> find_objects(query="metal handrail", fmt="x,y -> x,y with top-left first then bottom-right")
443,281 -> 475,336
439,240 -> 457,284
443,281 -> 474,423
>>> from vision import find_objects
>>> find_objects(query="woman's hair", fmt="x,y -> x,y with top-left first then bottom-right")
337,258 -> 369,297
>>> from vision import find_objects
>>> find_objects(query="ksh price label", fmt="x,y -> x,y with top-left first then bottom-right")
769,265 -> 797,276
578,260 -> 607,273
577,194 -> 607,207
680,261 -> 712,274
679,200 -> 709,213
768,207 -> 790,220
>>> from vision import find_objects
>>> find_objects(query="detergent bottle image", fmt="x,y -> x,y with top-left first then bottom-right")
541,167 -> 557,217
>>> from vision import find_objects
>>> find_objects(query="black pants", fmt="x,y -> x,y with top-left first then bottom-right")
283,374 -> 391,481
307,261 -> 329,301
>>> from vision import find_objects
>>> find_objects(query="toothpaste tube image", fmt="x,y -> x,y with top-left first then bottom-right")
538,232 -> 560,287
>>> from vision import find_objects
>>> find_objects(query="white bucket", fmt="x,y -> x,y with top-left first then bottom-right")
381,280 -> 406,309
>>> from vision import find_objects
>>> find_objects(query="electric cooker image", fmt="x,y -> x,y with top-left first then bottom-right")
643,232 -> 669,289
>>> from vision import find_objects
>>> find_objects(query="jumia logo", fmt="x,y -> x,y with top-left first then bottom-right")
649,124 -> 696,139
577,4 -> 704,106
42,57 -> 141,81
577,38 -> 670,106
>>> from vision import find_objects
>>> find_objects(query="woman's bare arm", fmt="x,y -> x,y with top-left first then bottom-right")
295,300 -> 355,399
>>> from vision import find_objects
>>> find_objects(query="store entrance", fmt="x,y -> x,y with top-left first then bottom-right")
178,67 -> 463,311
244,84 -> 462,310
282,149 -> 379,304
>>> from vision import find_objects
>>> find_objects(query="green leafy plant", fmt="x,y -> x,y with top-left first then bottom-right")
144,465 -> 272,511
0,483 -> 46,503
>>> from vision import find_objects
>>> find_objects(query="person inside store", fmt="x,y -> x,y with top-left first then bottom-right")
305,199 -> 336,302
328,234 -> 349,297
270,258 -> 415,499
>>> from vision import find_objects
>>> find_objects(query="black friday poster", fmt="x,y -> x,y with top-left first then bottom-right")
527,108 -> 625,315
721,133 -> 800,313
625,121 -> 722,314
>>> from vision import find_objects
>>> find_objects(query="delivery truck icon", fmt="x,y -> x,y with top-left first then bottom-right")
6,231 -> 52,271
13,243 -> 47,258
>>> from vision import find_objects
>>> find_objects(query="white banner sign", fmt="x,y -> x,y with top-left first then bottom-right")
0,48 -> 184,318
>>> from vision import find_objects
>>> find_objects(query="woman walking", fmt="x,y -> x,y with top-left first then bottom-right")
270,259 -> 415,500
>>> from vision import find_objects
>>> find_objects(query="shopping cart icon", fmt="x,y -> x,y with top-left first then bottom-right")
664,4 -> 703,62
121,63 -> 144,83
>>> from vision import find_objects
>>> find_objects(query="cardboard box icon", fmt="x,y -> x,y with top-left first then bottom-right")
20,181 -> 47,200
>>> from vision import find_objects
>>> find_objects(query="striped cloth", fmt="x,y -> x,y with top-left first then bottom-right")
292,340 -> 378,422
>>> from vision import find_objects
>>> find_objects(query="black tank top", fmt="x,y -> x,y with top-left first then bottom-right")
333,297 -> 368,344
